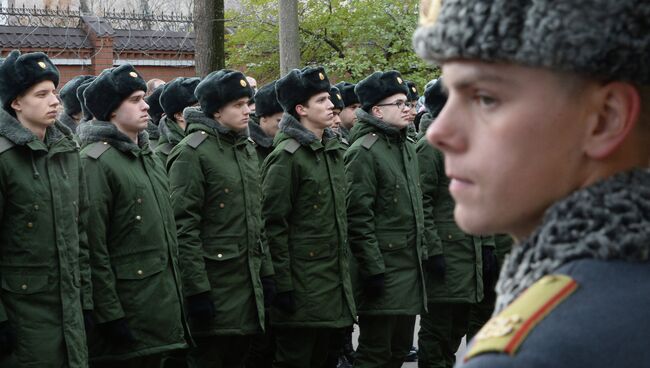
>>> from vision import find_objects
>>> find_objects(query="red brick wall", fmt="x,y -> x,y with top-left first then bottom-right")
133,65 -> 197,84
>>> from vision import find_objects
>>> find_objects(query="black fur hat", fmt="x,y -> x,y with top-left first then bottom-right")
275,66 -> 331,113
334,81 -> 359,107
424,78 -> 447,118
195,69 -> 253,118
83,64 -> 147,121
60,75 -> 95,116
329,86 -> 345,111
145,85 -> 165,124
355,71 -> 409,111
0,50 -> 59,111
405,80 -> 419,102
160,77 -> 200,120
76,77 -> 96,121
254,81 -> 283,118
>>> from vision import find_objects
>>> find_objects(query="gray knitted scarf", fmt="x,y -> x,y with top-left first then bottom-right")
495,168 -> 650,313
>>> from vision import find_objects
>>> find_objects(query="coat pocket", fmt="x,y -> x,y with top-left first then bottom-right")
1,274 -> 50,295
203,242 -> 242,261
114,256 -> 167,280
378,234 -> 408,252
292,239 -> 332,261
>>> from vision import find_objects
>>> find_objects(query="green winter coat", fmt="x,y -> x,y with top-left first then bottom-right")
78,121 -> 188,361
154,115 -> 186,166
344,109 -> 426,316
0,108 -> 90,368
261,114 -> 356,328
248,116 -> 274,165
167,107 -> 270,336
416,133 -> 495,304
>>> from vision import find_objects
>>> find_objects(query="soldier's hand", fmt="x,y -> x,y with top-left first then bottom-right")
98,318 -> 136,348
186,292 -> 216,323
363,273 -> 385,299
424,254 -> 446,279
261,276 -> 277,308
273,291 -> 297,314
0,320 -> 17,357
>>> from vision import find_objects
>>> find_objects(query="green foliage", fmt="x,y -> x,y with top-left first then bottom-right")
225,0 -> 440,90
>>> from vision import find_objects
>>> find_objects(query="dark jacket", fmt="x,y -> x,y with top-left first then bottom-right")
248,116 -> 274,165
167,107 -> 271,336
261,114 -> 356,328
344,109 -> 426,315
0,107 -> 90,367
79,121 -> 188,360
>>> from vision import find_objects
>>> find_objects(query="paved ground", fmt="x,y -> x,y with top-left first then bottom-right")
351,316 -> 468,367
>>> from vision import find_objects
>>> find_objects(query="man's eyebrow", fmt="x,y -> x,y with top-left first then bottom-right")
447,71 -> 516,91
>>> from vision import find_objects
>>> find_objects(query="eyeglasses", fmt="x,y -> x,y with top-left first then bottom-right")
376,101 -> 414,110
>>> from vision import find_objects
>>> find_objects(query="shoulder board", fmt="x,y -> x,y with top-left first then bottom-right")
0,136 -> 15,155
361,133 -> 379,150
187,131 -> 209,149
85,141 -> 112,160
283,138 -> 301,154
158,142 -> 173,155
465,274 -> 578,362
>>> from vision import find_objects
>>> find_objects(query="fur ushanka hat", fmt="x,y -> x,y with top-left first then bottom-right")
76,77 -> 96,121
355,71 -> 409,112
413,0 -> 650,84
334,82 -> 359,107
59,75 -> 95,116
83,64 -> 147,121
159,77 -> 200,120
195,69 -> 253,118
254,81 -> 284,118
0,50 -> 59,112
275,66 -> 331,113
329,86 -> 345,111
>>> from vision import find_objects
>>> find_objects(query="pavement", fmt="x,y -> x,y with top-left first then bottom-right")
351,316 -> 468,367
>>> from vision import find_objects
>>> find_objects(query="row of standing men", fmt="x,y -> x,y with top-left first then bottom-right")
0,49 -> 511,368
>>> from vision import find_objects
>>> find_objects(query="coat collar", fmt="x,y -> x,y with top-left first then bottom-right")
277,113 -> 338,147
248,119 -> 273,148
184,107 -> 249,143
78,120 -> 150,155
495,168 -> 650,313
158,115 -> 186,146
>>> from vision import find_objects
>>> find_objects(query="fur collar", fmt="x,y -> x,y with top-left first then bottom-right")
58,112 -> 79,134
495,168 -> 650,313
78,120 -> 150,153
158,115 -> 185,146
355,109 -> 403,136
0,107 -> 70,146
184,107 -> 248,138
248,120 -> 273,148
278,113 -> 337,146
146,120 -> 160,141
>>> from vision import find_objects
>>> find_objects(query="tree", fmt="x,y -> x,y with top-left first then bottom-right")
225,0 -> 439,87
278,0 -> 300,76
194,0 -> 226,76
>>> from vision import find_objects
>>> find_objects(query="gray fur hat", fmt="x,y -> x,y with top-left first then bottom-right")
413,0 -> 650,84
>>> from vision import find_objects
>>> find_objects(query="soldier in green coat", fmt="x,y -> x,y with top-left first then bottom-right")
79,64 -> 188,367
155,76 -> 200,165
344,70 -> 426,368
167,70 -> 272,368
334,82 -> 360,141
249,80 -> 283,165
415,80 -> 498,368
144,85 -> 163,149
261,67 -> 356,367
0,50 -> 91,368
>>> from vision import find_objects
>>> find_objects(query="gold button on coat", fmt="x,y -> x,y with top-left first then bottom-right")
137,270 -> 144,276
135,215 -> 142,221
27,222 -> 33,228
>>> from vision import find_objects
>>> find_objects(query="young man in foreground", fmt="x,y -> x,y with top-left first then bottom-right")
414,0 -> 650,366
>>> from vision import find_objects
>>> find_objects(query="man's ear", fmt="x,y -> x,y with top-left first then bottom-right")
10,98 -> 22,113
371,105 -> 383,120
295,104 -> 307,118
174,112 -> 183,121
583,81 -> 641,159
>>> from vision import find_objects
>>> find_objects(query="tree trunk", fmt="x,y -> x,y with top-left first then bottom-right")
194,0 -> 225,77
278,0 -> 300,76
